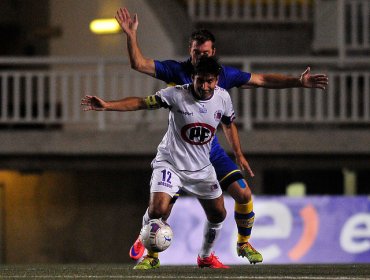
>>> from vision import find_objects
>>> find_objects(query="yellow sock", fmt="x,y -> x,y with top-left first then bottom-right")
147,250 -> 159,259
234,200 -> 255,244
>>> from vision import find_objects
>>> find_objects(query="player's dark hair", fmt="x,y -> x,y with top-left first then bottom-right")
189,29 -> 216,48
193,56 -> 221,77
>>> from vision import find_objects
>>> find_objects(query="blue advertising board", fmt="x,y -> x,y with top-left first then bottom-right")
159,196 -> 370,264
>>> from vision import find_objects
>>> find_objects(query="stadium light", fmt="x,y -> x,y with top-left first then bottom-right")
89,18 -> 120,35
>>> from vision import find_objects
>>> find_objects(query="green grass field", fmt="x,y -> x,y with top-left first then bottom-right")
0,264 -> 369,279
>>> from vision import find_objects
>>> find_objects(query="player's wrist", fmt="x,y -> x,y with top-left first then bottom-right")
126,33 -> 136,42
298,75 -> 304,88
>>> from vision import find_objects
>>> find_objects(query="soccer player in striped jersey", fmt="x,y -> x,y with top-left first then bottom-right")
81,56 -> 249,269
115,7 -> 328,265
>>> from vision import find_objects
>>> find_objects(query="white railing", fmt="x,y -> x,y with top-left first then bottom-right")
245,71 -> 370,128
188,0 -> 370,57
0,57 -> 168,130
337,0 -> 370,59
187,0 -> 314,23
339,0 -> 370,51
227,56 -> 370,129
0,56 -> 369,130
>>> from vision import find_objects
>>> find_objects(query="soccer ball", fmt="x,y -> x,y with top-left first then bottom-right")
139,219 -> 173,252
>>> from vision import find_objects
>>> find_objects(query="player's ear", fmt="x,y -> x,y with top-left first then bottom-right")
212,47 -> 216,56
188,43 -> 193,55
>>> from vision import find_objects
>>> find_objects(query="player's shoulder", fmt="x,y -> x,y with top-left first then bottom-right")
220,63 -> 238,71
215,86 -> 230,96
174,84 -> 185,90
156,58 -> 190,68
220,64 -> 251,78
161,84 -> 189,100
174,84 -> 190,92
156,59 -> 180,65
214,86 -> 232,104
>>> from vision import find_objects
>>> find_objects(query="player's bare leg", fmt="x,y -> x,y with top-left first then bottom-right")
133,192 -> 172,270
129,189 -> 177,260
227,180 -> 263,264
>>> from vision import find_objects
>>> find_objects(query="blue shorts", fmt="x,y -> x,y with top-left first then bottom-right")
210,136 -> 244,190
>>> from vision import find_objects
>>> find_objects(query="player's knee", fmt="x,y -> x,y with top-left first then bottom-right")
148,204 -> 168,219
238,187 -> 252,204
207,208 -> 226,224
162,205 -> 173,221
230,180 -> 252,204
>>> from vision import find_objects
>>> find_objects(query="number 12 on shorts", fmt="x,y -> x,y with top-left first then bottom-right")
161,169 -> 172,184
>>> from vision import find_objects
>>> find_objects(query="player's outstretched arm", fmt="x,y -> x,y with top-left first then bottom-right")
221,122 -> 254,178
81,95 -> 147,112
115,7 -> 156,77
244,67 -> 328,90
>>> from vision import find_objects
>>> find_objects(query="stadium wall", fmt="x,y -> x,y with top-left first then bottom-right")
1,173 -> 369,265
0,170 -> 150,263
49,0 -> 176,58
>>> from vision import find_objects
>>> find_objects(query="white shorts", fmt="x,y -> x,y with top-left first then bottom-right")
150,161 -> 222,200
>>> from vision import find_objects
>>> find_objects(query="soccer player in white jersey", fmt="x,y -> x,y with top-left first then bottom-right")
115,7 -> 328,265
81,56 -> 251,269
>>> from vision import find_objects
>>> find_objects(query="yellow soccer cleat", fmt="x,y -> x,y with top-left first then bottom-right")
237,242 -> 263,264
133,255 -> 160,270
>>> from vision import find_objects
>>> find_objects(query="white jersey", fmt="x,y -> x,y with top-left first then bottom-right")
153,84 -> 235,172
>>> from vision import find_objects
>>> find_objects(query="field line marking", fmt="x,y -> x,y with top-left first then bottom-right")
0,276 -> 368,279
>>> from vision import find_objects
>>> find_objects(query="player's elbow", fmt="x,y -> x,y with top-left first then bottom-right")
130,62 -> 149,76
246,73 -> 265,88
128,56 -> 143,71
130,59 -> 155,76
130,61 -> 141,71
130,58 -> 151,73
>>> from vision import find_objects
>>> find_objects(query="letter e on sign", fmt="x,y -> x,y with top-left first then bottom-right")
253,201 -> 293,261
340,213 -> 370,254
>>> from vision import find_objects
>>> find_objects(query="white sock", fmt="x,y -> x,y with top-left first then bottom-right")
142,208 -> 167,227
142,208 -> 150,226
198,221 -> 223,258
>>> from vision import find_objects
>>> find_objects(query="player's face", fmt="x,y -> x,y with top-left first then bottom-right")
192,73 -> 219,100
189,40 -> 216,66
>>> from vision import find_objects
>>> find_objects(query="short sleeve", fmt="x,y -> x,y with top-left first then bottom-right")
220,65 -> 251,89
221,92 -> 236,125
155,87 -> 176,109
154,60 -> 181,84
154,59 -> 193,85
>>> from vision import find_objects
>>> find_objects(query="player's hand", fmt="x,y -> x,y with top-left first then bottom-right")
299,66 -> 328,90
236,155 -> 255,178
115,7 -> 138,37
80,95 -> 107,111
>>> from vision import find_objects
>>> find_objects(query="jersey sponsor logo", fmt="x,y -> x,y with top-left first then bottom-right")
177,109 -> 193,116
181,123 -> 216,145
214,110 -> 222,122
